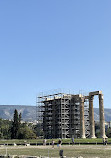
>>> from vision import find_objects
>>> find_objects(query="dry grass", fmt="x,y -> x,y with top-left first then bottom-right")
0,145 -> 111,158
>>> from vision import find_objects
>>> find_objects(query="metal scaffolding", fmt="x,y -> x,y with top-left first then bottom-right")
36,91 -> 90,139
36,90 -> 106,139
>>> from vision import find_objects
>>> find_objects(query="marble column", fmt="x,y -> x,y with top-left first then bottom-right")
80,97 -> 86,138
99,94 -> 106,138
89,95 -> 96,138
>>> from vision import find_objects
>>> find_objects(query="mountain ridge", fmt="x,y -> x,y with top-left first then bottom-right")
0,105 -> 110,122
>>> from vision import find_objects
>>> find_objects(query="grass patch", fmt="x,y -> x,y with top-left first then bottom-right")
0,145 -> 111,158
0,138 -> 111,145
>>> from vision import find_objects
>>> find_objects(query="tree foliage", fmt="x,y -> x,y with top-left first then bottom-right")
95,122 -> 100,138
106,128 -> 111,138
33,123 -> 44,137
11,109 -> 20,139
0,109 -> 43,139
18,125 -> 36,139
0,119 -> 12,139
11,109 -> 37,139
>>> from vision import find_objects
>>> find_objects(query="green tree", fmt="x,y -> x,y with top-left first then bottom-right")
95,122 -> 100,138
11,110 -> 37,139
11,109 -> 20,139
18,123 -> 36,139
0,118 -> 12,139
33,123 -> 44,137
19,113 -> 22,123
106,128 -> 111,138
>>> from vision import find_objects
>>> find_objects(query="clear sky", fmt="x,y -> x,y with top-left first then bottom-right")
0,1 -> 111,108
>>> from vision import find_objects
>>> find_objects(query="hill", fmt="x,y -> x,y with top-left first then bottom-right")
0,105 -> 110,122
0,105 -> 36,122
94,108 -> 111,122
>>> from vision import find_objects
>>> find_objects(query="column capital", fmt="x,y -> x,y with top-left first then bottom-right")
99,94 -> 104,100
89,95 -> 94,101
79,97 -> 85,103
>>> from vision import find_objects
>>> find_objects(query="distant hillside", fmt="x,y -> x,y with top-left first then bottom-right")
0,105 -> 110,122
94,108 -> 111,122
0,105 -> 36,122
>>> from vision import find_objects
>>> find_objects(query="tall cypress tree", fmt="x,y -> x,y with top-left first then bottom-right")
11,109 -> 20,139
19,113 -> 22,124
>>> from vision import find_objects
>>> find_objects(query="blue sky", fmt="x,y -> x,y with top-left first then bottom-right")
0,1 -> 111,108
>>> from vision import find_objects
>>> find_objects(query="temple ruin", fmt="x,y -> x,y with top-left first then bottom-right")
37,90 -> 106,139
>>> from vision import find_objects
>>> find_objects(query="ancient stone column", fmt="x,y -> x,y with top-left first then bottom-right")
80,97 -> 86,138
89,95 -> 96,138
99,94 -> 106,138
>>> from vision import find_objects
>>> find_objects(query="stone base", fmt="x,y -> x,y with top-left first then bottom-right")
81,135 -> 86,139
100,135 -> 108,138
90,135 -> 96,139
